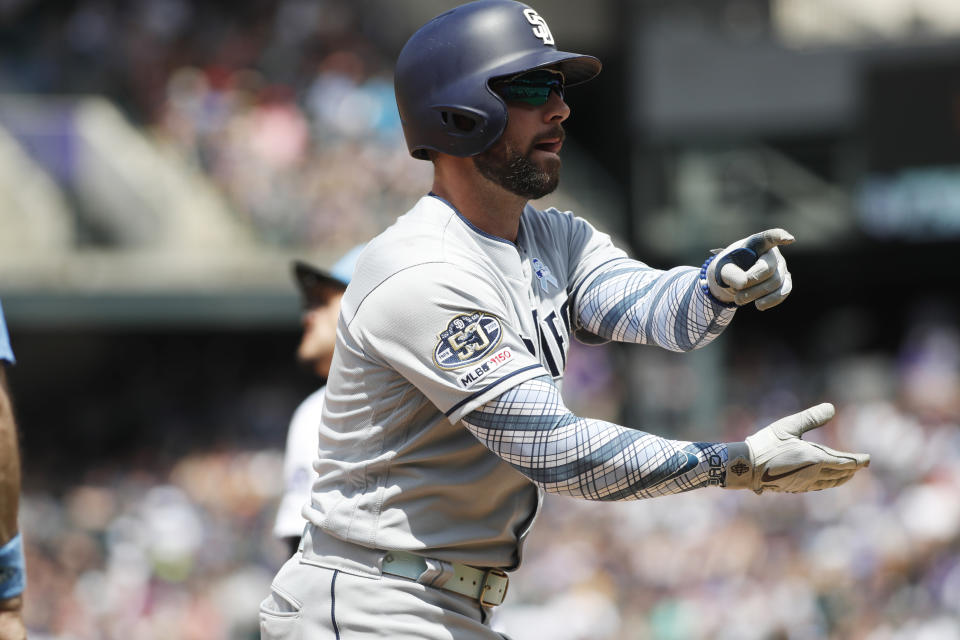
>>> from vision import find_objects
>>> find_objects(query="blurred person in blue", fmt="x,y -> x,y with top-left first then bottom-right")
274,246 -> 365,556
0,301 -> 26,640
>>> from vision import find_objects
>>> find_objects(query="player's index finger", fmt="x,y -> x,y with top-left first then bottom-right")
814,467 -> 858,479
818,451 -> 871,468
745,228 -> 795,256
742,249 -> 778,285
847,451 -> 870,467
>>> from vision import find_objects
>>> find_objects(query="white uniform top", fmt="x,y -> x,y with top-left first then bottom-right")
273,387 -> 325,540
304,194 -> 626,569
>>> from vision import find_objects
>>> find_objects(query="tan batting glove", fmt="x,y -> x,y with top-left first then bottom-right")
723,403 -> 870,494
704,228 -> 795,311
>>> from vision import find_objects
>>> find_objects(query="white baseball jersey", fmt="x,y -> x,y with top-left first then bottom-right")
273,387 -> 326,540
304,194 -> 735,570
304,194 -> 629,569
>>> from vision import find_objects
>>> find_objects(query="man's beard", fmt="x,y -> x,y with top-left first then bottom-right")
472,139 -> 560,200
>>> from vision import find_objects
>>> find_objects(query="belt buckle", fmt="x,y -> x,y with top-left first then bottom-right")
478,568 -> 509,607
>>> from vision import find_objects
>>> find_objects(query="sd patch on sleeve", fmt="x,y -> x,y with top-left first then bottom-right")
433,312 -> 503,370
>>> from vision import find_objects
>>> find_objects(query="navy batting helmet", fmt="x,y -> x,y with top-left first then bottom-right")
395,0 -> 601,160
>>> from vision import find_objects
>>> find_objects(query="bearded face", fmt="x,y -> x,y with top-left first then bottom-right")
472,130 -> 562,200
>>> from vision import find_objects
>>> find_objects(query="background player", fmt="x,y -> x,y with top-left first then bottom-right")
274,247 -> 364,556
260,2 -> 870,638
0,300 -> 26,640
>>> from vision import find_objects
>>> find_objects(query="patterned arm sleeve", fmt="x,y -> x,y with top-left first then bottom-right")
574,258 -> 736,351
462,375 -> 728,500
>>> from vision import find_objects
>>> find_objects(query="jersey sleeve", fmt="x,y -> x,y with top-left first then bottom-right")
557,210 -> 630,296
0,301 -> 14,364
545,210 -> 630,345
349,263 -> 549,425
547,209 -> 735,349
462,375 -> 730,500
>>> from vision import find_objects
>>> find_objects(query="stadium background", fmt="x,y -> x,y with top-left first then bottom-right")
2,0 -> 960,638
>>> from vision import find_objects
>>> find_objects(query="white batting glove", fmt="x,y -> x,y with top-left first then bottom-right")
723,403 -> 870,494
704,228 -> 794,310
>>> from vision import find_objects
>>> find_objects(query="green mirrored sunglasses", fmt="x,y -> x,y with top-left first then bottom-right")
493,70 -> 565,106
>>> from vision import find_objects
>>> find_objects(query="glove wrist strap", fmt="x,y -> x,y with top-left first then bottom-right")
699,255 -> 738,308
722,442 -> 753,489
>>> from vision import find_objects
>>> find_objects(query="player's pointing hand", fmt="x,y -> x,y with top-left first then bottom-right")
704,228 -> 795,311
723,403 -> 871,494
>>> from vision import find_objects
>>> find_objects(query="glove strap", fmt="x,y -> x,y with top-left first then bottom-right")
713,247 -> 758,288
699,255 -> 738,308
722,442 -> 753,490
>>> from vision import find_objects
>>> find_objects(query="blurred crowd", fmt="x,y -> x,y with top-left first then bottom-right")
153,50 -> 430,249
0,0 -> 432,250
14,316 -> 960,639
20,451 -> 287,640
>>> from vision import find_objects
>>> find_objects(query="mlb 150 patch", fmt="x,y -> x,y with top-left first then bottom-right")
433,312 -> 503,370
457,347 -> 513,388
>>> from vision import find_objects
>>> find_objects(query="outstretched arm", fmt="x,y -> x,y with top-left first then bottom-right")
573,229 -> 794,349
574,259 -> 735,351
462,376 -> 869,501
463,375 -> 726,500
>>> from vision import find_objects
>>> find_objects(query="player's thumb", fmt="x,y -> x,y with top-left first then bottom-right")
779,402 -> 836,438
745,228 -> 795,256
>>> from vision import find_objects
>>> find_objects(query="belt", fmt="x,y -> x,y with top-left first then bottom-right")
381,550 -> 509,607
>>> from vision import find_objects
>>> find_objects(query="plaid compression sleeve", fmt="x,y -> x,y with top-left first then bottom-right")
462,376 -> 728,500
575,258 -> 736,350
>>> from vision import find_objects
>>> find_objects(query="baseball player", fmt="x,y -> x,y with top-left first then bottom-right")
260,2 -> 870,638
274,247 -> 365,556
0,300 -> 26,640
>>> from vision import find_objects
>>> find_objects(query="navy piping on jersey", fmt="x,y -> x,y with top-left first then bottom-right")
331,570 -> 341,639
345,260 -> 449,330
444,364 -> 545,418
427,192 -> 516,246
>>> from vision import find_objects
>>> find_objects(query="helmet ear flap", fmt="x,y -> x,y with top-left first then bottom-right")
441,112 -> 476,133
433,105 -> 488,138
